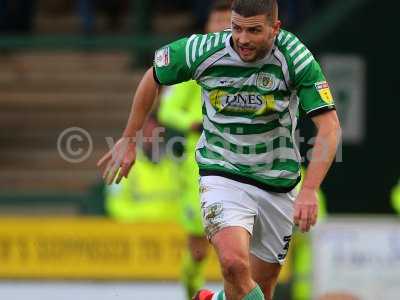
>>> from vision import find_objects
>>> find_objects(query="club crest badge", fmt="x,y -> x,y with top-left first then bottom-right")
256,72 -> 278,91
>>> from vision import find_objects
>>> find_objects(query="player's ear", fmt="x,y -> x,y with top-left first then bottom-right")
271,19 -> 281,37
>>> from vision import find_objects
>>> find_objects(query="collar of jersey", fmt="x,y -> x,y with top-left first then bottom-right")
225,33 -> 276,67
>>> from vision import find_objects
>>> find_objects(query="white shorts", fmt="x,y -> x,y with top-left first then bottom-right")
199,175 -> 296,265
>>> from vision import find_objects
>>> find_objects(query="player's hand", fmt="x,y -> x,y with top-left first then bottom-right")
97,137 -> 136,185
293,187 -> 319,233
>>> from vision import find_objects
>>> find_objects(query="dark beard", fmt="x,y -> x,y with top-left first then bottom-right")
254,46 -> 271,61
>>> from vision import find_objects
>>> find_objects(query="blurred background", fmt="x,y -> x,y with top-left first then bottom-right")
0,1 -> 399,300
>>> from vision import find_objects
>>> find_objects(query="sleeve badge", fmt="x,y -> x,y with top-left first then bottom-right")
315,81 -> 333,104
155,47 -> 170,67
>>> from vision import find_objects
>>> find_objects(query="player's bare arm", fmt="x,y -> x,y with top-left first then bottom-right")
294,110 -> 341,232
97,67 -> 160,185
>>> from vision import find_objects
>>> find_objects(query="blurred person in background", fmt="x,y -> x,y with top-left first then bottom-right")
98,0 -> 341,299
158,1 -> 231,298
105,114 -> 182,223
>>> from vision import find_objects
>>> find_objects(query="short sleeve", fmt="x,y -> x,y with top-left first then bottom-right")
294,57 -> 335,117
153,37 -> 193,85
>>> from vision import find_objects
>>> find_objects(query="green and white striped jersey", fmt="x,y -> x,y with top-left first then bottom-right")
153,29 -> 335,192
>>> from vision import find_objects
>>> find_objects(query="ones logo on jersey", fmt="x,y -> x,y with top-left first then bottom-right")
315,81 -> 333,104
256,72 -> 278,91
155,47 -> 170,67
209,90 -> 277,115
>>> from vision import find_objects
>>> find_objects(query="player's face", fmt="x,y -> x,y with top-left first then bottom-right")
231,12 -> 280,62
206,10 -> 232,33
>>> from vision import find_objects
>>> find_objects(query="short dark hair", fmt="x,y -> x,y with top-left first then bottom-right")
231,0 -> 278,21
210,0 -> 232,13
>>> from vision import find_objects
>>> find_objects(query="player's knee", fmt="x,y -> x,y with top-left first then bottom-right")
220,254 -> 249,283
189,236 -> 208,262
191,248 -> 207,262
